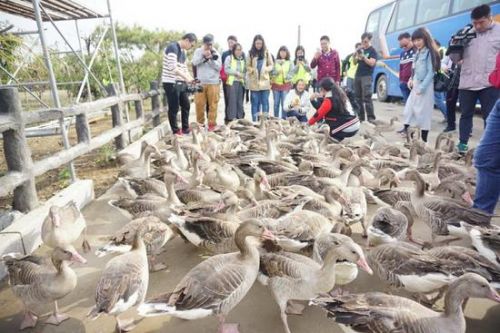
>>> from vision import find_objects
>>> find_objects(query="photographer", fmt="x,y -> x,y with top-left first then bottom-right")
310,35 -> 341,85
354,32 -> 378,122
455,4 -> 500,154
162,33 -> 196,136
192,34 -> 222,131
342,43 -> 361,113
291,46 -> 312,89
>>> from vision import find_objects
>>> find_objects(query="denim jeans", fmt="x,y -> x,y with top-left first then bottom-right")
434,91 -> 447,119
458,87 -> 499,144
400,82 -> 411,103
273,90 -> 289,119
286,110 -> 308,123
473,99 -> 500,214
250,90 -> 270,121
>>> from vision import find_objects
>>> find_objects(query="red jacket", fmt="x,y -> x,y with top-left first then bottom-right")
489,52 -> 500,89
311,49 -> 341,83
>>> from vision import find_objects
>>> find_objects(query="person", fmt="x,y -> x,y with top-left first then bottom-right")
433,39 -> 448,123
398,32 -> 415,103
162,33 -> 196,135
247,34 -> 274,122
271,46 -> 293,119
342,43 -> 361,113
290,45 -> 312,89
224,42 -> 246,122
354,32 -> 378,122
308,77 -> 360,141
221,35 -> 239,123
456,4 -> 500,153
442,55 -> 461,132
192,34 -> 222,131
310,35 -> 341,86
283,79 -> 311,123
473,52 -> 500,214
400,28 -> 440,143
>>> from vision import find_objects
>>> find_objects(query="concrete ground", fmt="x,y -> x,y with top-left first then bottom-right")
0,97 -> 499,333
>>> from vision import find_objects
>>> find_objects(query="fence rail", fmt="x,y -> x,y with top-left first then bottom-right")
0,81 -> 166,212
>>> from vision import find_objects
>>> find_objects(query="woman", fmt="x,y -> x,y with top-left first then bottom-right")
271,46 -> 293,119
308,77 -> 360,141
247,34 -> 274,122
401,27 -> 440,142
224,43 -> 246,121
283,79 -> 311,123
291,45 -> 312,89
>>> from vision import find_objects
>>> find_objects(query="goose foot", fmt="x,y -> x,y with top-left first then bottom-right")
116,317 -> 135,332
82,239 -> 91,253
285,300 -> 306,315
328,288 -> 347,297
150,262 -> 168,272
20,311 -> 37,330
45,312 -> 69,325
217,315 -> 240,333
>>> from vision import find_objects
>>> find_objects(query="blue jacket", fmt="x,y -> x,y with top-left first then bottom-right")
412,47 -> 435,94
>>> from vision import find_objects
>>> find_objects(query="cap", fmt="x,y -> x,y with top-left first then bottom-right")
202,34 -> 214,44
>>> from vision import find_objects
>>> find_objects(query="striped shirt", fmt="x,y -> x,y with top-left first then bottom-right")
162,42 -> 189,83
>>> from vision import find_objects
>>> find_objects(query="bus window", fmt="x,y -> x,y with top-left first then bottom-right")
396,0 -> 418,31
452,0 -> 492,13
378,5 -> 393,32
416,0 -> 450,24
366,10 -> 380,33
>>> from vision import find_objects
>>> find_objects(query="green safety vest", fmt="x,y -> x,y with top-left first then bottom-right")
347,55 -> 358,79
226,56 -> 245,86
272,60 -> 292,85
292,62 -> 311,84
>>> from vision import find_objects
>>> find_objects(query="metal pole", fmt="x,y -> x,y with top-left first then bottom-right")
32,0 -> 76,182
75,20 -> 92,102
297,25 -> 301,46
0,64 -> 49,107
107,0 -> 126,96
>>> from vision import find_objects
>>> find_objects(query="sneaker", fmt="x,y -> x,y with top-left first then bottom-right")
457,143 -> 468,154
208,125 -> 216,132
182,128 -> 191,135
442,127 -> 456,133
174,129 -> 182,136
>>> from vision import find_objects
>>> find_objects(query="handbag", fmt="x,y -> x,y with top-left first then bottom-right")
434,71 -> 450,92
488,52 -> 500,88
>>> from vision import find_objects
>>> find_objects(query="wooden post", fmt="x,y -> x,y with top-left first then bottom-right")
75,113 -> 91,143
106,84 -> 126,150
134,99 -> 143,119
0,88 -> 38,212
150,81 -> 160,127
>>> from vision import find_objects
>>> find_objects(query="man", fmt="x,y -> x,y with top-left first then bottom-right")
341,43 -> 361,112
221,35 -> 238,123
162,33 -> 196,135
192,34 -> 222,131
354,32 -> 378,122
310,35 -> 341,86
456,4 -> 500,153
398,32 -> 415,103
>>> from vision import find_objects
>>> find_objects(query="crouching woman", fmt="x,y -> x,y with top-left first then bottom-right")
308,77 -> 360,141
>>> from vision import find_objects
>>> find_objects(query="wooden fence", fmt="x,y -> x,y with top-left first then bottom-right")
0,81 -> 165,213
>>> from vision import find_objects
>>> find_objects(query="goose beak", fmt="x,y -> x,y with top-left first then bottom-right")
461,191 -> 473,206
177,175 -> 189,184
489,289 -> 500,303
71,251 -> 87,264
50,210 -> 61,227
261,177 -> 271,191
214,200 -> 225,212
261,229 -> 276,241
356,257 -> 373,275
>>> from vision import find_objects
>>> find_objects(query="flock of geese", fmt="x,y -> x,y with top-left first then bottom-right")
2,115 -> 500,333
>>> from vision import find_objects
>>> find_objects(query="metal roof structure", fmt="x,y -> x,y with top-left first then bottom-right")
0,0 -> 105,21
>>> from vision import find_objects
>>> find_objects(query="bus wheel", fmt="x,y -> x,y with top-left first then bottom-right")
376,75 -> 389,102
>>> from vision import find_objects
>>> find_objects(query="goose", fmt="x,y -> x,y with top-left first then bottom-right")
137,220 -> 275,333
463,223 -> 500,266
365,116 -> 398,132
311,273 -> 500,333
117,177 -> 168,198
119,142 -> 160,178
2,247 -> 85,329
259,233 -> 372,333
41,201 -> 90,259
95,216 -> 175,271
88,231 -> 149,333
117,140 -> 148,165
419,152 -> 442,191
367,207 -> 409,247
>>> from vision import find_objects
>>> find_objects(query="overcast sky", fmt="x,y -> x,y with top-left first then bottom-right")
2,0 -> 390,59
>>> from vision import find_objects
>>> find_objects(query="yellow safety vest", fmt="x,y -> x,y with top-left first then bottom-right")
226,56 -> 245,86
292,62 -> 311,84
347,55 -> 358,79
272,60 -> 292,85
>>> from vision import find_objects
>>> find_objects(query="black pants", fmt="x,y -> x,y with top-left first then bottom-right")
163,82 -> 190,133
332,130 -> 358,141
222,82 -> 229,123
446,87 -> 459,130
354,75 -> 375,121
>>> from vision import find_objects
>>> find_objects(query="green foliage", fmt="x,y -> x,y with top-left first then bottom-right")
96,144 -> 115,167
0,32 -> 22,81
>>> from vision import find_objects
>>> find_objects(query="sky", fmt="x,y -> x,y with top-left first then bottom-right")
1,0 -> 391,59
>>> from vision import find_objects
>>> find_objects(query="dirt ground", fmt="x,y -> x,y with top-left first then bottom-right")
0,99 -> 499,333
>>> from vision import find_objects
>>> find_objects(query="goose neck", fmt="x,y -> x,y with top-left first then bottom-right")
444,285 -> 467,318
165,177 -> 181,205
235,232 -> 259,259
317,250 -> 339,291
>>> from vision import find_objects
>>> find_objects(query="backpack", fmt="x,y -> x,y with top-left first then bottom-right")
489,52 -> 500,89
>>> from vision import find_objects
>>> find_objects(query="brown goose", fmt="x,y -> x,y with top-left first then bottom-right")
259,233 -> 372,333
89,231 -> 149,332
95,216 -> 175,271
367,207 -> 409,247
312,273 -> 500,333
3,247 -> 85,329
119,142 -> 160,178
137,220 -> 275,333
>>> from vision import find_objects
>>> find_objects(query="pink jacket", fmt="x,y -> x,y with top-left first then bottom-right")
311,49 -> 341,83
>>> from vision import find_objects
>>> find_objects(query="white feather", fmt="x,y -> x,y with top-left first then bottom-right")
398,273 -> 455,293
137,303 -> 213,319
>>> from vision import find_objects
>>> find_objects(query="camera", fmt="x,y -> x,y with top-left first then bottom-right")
297,55 -> 304,61
204,49 -> 218,62
176,81 -> 203,94
356,48 -> 364,55
447,24 -> 477,62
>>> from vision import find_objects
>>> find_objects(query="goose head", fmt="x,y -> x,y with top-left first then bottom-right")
314,233 -> 373,275
53,246 -> 87,266
253,168 -> 270,190
447,273 -> 500,307
298,160 -> 314,172
403,169 -> 426,196
437,180 -> 473,205
235,220 -> 276,254
323,186 -> 350,207
376,168 -> 401,188
48,205 -> 62,228
215,191 -> 239,212
367,207 -> 408,247
162,167 -> 188,185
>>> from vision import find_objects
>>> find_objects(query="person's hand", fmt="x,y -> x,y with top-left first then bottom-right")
310,92 -> 319,100
314,51 -> 321,60
407,79 -> 413,90
277,59 -> 284,65
203,49 -> 212,59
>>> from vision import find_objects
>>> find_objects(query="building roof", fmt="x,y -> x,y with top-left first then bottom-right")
0,0 -> 104,21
